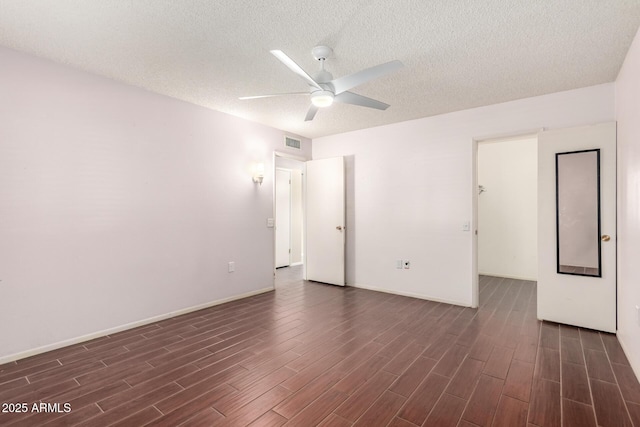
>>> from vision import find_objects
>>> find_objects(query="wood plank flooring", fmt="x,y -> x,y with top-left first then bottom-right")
1,268 -> 639,426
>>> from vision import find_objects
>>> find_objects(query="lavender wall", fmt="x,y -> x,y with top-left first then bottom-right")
0,47 -> 310,361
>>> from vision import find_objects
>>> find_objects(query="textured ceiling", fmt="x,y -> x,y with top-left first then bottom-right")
1,1 -> 639,139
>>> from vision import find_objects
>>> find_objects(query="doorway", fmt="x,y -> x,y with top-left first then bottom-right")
274,154 -> 305,278
473,133 -> 539,306
275,168 -> 292,268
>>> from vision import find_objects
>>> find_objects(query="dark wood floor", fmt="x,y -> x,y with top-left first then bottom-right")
1,268 -> 640,426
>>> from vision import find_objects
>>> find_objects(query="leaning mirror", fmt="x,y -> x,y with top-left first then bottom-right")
556,149 -> 601,277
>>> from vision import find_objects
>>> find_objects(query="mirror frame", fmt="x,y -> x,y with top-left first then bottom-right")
555,148 -> 602,277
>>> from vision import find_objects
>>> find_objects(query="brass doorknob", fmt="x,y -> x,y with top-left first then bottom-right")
336,226 -> 343,231
602,235 -> 611,242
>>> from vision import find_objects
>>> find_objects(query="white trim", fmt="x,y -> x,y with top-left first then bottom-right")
272,151 -> 307,282
472,129 -> 543,308
617,335 -> 640,385
471,138 -> 479,308
349,283 -> 471,307
479,272 -> 537,281
275,167 -> 293,268
474,129 -> 543,144
0,287 -> 273,365
273,150 -> 306,162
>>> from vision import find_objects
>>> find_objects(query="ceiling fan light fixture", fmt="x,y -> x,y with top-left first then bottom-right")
242,48 -> 403,121
311,90 -> 334,108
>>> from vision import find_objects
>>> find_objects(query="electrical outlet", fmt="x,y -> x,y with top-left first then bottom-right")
228,262 -> 235,273
462,221 -> 470,231
396,260 -> 403,269
404,260 -> 410,269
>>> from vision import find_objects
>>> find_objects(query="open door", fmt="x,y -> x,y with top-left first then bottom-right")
305,157 -> 345,286
538,122 -> 616,332
275,168 -> 291,268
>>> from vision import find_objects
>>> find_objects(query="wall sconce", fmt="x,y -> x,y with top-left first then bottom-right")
252,162 -> 265,185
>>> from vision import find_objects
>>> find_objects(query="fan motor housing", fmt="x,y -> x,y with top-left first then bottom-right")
314,69 -> 333,84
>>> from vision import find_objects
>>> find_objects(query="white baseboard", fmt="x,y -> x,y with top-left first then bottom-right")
479,272 -> 537,281
349,283 -> 471,307
0,287 -> 274,365
616,334 -> 640,385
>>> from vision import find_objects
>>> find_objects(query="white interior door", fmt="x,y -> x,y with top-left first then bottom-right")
538,122 -> 616,332
306,157 -> 345,286
275,169 -> 291,268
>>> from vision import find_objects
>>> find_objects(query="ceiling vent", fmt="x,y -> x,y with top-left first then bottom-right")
284,136 -> 301,150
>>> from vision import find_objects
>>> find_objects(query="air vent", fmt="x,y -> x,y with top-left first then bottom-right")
284,136 -> 301,150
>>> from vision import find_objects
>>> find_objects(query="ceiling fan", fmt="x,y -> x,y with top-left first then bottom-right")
240,46 -> 404,121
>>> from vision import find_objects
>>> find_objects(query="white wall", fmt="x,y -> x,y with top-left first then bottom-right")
478,137 -> 537,280
0,47 -> 310,362
313,84 -> 614,306
616,27 -> 640,378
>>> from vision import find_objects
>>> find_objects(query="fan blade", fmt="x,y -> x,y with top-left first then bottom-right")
239,92 -> 307,100
331,60 -> 403,95
334,91 -> 390,110
270,50 -> 322,90
304,104 -> 319,121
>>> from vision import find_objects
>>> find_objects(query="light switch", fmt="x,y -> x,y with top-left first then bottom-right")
462,221 -> 470,231
267,218 -> 274,228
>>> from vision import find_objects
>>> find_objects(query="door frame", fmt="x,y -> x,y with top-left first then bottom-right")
275,167 -> 292,268
272,151 -> 307,283
471,128 -> 543,308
